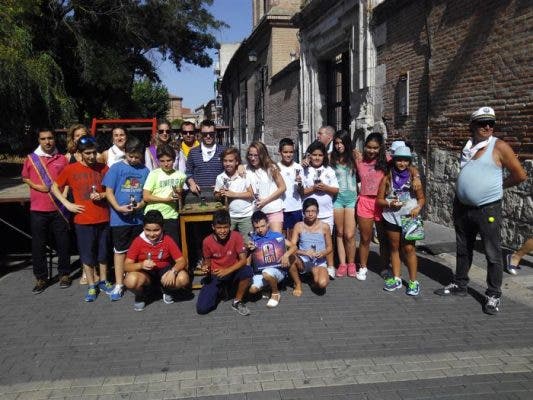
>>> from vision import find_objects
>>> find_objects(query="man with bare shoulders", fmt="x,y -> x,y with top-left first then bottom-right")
435,107 -> 527,315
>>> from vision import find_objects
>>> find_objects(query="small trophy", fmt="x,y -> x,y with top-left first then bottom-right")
222,178 -> 230,208
314,169 -> 322,185
172,177 -> 186,210
295,168 -> 302,189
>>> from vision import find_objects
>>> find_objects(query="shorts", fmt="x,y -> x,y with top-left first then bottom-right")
231,216 -> 254,241
111,225 -> 143,253
267,210 -> 284,224
298,255 -> 327,274
251,267 -> 287,289
143,265 -> 173,285
357,195 -> 382,221
75,223 -> 110,267
319,215 -> 334,233
333,191 -> 357,209
382,219 -> 402,233
283,210 -> 303,230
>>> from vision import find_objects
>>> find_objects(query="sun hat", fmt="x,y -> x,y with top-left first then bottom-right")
389,140 -> 406,154
392,146 -> 412,158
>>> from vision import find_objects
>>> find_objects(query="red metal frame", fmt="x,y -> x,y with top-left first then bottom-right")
90,118 -> 157,136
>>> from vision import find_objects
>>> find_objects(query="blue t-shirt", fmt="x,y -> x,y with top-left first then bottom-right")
102,161 -> 149,226
249,230 -> 286,272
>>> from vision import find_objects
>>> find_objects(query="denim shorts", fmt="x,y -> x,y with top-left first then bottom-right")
283,210 -> 303,230
298,255 -> 327,274
333,190 -> 357,209
75,223 -> 110,267
251,267 -> 287,289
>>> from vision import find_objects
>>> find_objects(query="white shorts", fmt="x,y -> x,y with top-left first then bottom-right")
251,267 -> 287,290
298,255 -> 327,274
319,215 -> 334,233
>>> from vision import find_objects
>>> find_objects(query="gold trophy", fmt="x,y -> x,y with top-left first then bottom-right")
172,177 -> 186,210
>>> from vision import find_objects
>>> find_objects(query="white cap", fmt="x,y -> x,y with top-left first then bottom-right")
390,140 -> 406,154
470,106 -> 496,122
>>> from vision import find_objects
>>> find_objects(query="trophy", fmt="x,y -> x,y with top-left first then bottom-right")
314,169 -> 322,185
172,177 -> 186,210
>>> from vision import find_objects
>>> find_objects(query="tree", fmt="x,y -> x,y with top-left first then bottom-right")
131,79 -> 169,119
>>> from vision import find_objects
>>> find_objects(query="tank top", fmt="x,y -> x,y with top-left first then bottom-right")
299,225 -> 327,266
107,144 -> 125,167
456,138 -> 502,207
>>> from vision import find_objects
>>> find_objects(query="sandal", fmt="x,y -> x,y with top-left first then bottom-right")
266,292 -> 281,308
292,287 -> 302,297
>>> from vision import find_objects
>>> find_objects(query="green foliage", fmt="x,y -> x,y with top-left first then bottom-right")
131,79 -> 170,119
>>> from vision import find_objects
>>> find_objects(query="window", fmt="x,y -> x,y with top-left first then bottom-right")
327,52 -> 350,132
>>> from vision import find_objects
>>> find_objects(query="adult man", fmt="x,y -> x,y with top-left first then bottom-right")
317,125 -> 335,154
180,121 -> 199,159
186,119 -> 225,201
435,107 -> 527,315
22,128 -> 70,293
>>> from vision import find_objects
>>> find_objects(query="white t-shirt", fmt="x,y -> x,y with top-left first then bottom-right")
106,145 -> 125,167
302,166 -> 339,219
246,166 -> 284,214
214,172 -> 254,218
277,161 -> 303,212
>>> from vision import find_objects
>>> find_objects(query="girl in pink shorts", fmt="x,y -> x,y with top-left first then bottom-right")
355,132 -> 389,281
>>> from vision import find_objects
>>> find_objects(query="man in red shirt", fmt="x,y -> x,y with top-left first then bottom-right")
124,210 -> 189,311
22,128 -> 70,293
196,209 -> 252,315
52,135 -> 112,302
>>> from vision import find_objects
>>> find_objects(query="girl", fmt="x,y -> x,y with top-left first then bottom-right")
214,147 -> 254,241
330,131 -> 358,277
355,132 -> 389,281
245,141 -> 286,233
145,120 -> 186,172
290,198 -> 334,295
376,146 -> 425,295
301,141 -> 339,277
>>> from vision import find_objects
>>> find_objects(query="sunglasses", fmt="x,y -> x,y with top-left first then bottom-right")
78,135 -> 96,145
158,129 -> 171,134
475,120 -> 495,128
182,131 -> 195,136
202,132 -> 215,137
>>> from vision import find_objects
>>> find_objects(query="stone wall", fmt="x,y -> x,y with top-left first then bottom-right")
426,149 -> 532,249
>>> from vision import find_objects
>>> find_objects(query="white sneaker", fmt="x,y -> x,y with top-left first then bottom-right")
356,267 -> 368,281
327,266 -> 336,279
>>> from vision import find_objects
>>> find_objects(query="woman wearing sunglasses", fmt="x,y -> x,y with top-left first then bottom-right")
145,120 -> 186,172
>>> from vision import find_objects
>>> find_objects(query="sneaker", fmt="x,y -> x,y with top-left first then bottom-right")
336,264 -> 348,277
434,283 -> 468,297
505,254 -> 518,275
484,296 -> 501,315
356,266 -> 368,281
406,280 -> 420,296
32,279 -> 47,294
97,280 -> 114,295
85,286 -> 98,302
384,277 -> 402,291
59,275 -> 72,288
162,293 -> 174,304
327,266 -> 336,279
133,295 -> 146,311
347,263 -> 357,277
109,285 -> 124,301
231,300 -> 250,316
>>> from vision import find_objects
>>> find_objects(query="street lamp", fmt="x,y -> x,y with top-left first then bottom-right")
248,50 -> 257,63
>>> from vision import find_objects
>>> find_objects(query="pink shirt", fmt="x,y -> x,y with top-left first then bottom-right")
356,158 -> 385,197
22,153 -> 68,212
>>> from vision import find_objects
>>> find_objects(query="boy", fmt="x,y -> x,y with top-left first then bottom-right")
277,138 -> 303,239
196,209 -> 252,316
124,210 -> 189,311
52,135 -> 111,302
247,211 -> 298,308
103,136 -> 149,301
214,147 -> 254,241
143,144 -> 186,245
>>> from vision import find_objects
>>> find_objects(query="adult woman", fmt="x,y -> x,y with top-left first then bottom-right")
145,120 -> 185,172
65,124 -> 88,163
99,126 -> 127,167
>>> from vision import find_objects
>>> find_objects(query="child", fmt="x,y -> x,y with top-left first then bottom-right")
277,138 -> 303,240
330,130 -> 358,277
290,198 -> 333,293
52,135 -> 112,302
143,144 -> 186,245
103,136 -> 150,301
124,210 -> 189,311
196,209 -> 253,316
355,132 -> 389,281
376,146 -> 425,295
300,141 -> 339,278
214,147 -> 254,241
245,141 -> 286,233
247,211 -> 297,308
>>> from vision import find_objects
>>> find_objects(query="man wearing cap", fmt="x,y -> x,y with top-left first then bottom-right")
435,106 -> 526,315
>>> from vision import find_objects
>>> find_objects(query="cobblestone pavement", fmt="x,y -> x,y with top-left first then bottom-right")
1,222 -> 532,399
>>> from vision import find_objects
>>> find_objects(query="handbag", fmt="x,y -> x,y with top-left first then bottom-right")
401,215 -> 425,241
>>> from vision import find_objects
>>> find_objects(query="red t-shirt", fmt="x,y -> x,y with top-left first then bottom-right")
202,231 -> 246,271
127,233 -> 182,270
22,153 -> 68,212
55,162 -> 109,225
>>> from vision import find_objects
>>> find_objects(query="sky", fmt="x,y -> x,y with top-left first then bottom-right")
157,0 -> 253,111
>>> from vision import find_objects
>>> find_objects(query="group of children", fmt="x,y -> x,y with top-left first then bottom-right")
43,122 -> 425,313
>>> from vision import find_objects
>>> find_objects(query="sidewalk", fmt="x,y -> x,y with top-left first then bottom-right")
0,221 -> 532,400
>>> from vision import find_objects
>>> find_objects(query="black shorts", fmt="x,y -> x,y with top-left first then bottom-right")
111,225 -> 143,253
382,219 -> 402,233
144,265 -> 173,286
